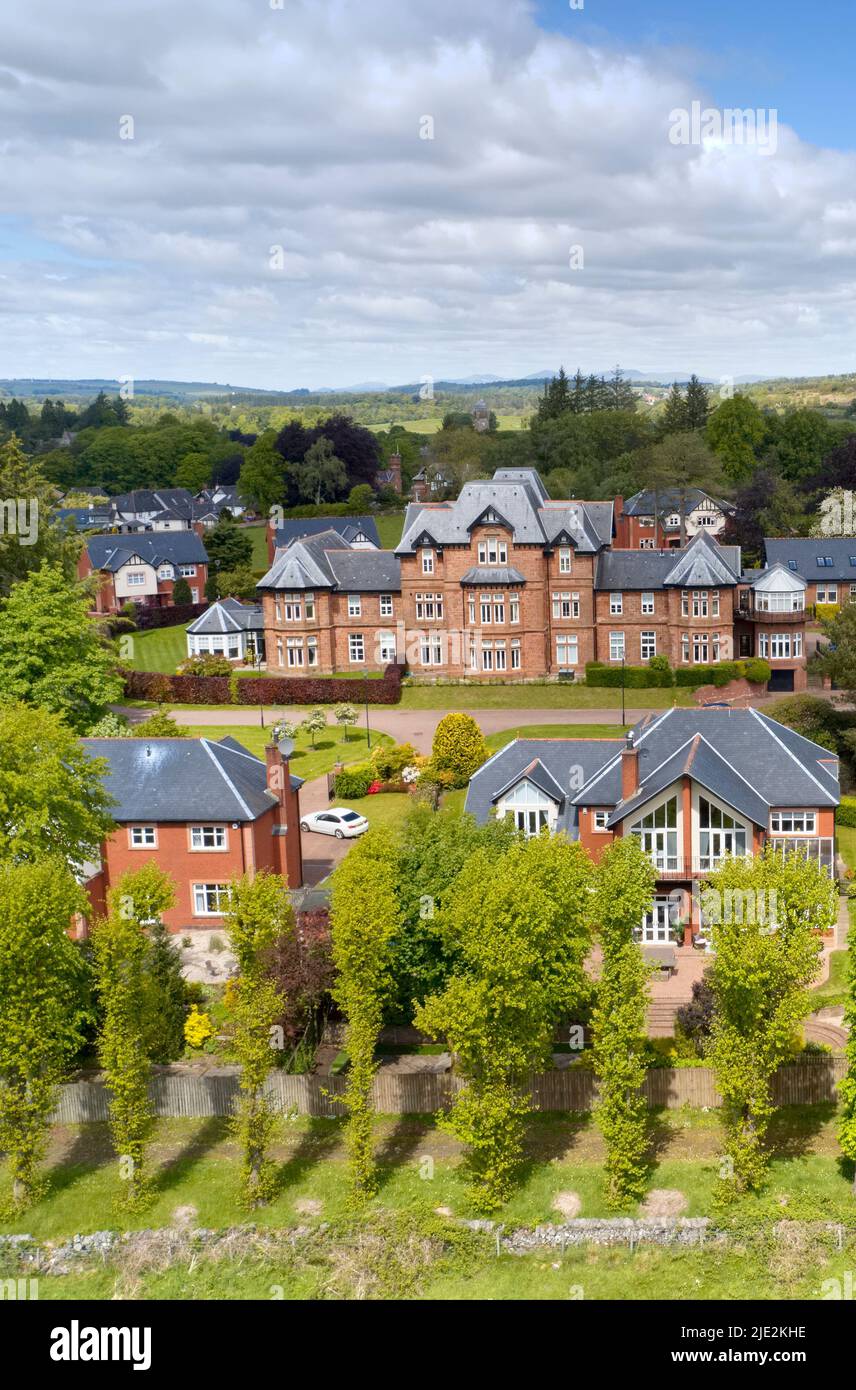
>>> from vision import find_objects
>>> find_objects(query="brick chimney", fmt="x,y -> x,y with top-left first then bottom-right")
388,452 -> 403,495
621,731 -> 639,800
265,735 -> 303,888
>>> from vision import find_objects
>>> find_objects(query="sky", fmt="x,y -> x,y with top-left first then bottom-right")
1,0 -> 855,391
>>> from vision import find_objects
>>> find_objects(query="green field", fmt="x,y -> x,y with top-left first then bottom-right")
3,1108 -> 854,1300
369,415 -> 528,434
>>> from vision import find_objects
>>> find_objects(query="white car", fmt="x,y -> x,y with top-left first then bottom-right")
300,807 -> 369,839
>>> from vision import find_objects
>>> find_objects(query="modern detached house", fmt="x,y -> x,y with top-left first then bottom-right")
79,733 -> 304,932
614,488 -> 733,549
80,532 -> 209,613
465,707 -> 839,946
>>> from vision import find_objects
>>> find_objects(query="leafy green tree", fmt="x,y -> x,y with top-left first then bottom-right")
416,835 -> 593,1211
137,867 -> 185,1064
0,859 -> 91,1209
174,451 -> 211,492
331,831 -> 400,1205
205,511 -> 253,576
171,576 -> 192,605
429,712 -> 489,788
388,803 -> 517,1020
333,703 -> 358,741
0,563 -> 122,730
684,374 -> 711,430
838,916 -> 856,1194
212,564 -> 258,602
301,707 -> 327,747
706,394 -> 767,483
0,436 -> 81,593
0,702 -> 114,864
238,430 -> 284,514
94,870 -> 160,1206
644,431 -> 726,545
590,837 -> 656,1207
704,847 -> 834,1194
131,709 -> 189,738
660,382 -> 688,435
225,872 -> 293,1205
347,483 -> 375,513
300,436 -> 347,504
813,602 -> 856,703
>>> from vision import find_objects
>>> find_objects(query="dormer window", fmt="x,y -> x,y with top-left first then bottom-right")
422,548 -> 435,575
558,547 -> 572,574
477,537 -> 507,565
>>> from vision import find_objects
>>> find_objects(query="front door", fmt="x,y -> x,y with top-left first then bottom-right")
640,899 -> 673,943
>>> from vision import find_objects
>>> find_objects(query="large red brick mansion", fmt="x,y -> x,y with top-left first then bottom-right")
258,469 -> 808,693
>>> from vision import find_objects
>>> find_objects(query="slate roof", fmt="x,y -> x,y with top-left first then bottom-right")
80,735 -> 302,823
464,708 -> 839,838
85,531 -> 209,571
55,506 -> 113,531
396,469 -> 613,555
763,538 -> 856,583
186,598 -> 263,635
257,530 -> 400,593
623,487 -> 732,518
460,566 -> 527,586
112,488 -> 196,519
595,534 -> 742,591
271,516 -> 381,549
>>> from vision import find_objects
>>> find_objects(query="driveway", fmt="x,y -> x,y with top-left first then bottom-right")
298,773 -> 353,886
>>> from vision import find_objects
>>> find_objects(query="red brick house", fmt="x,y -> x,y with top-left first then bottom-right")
465,707 -> 838,947
79,733 -> 303,932
614,488 -> 732,549
79,532 -> 209,614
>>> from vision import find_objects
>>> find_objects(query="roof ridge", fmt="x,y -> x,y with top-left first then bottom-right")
199,739 -> 254,818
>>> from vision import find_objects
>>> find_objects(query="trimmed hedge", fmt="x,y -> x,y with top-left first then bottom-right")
586,658 -> 772,690
332,764 -> 374,798
837,796 -> 856,828
122,662 -> 403,707
131,602 -> 208,631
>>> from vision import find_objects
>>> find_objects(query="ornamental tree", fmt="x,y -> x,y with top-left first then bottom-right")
225,871 -> 293,1206
416,834 -> 593,1211
0,859 -> 91,1209
589,837 -> 657,1207
334,703 -> 358,742
331,830 -> 400,1206
301,707 -> 327,748
704,847 -> 834,1194
0,562 -> 123,730
0,701 -> 114,866
429,713 -> 489,788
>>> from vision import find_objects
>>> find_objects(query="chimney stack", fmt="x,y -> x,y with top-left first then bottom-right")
621,731 -> 639,800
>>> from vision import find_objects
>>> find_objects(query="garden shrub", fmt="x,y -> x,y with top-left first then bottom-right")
837,795 -> 856,828
176,653 -> 233,676
429,713 -> 489,787
333,764 -> 374,798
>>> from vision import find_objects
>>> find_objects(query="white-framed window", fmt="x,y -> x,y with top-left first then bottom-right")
477,537 -> 508,565
419,636 -> 443,666
349,633 -> 365,663
692,590 -> 709,618
639,515 -> 654,527
378,632 -> 396,663
510,639 -> 521,669
305,593 -> 316,620
641,630 -> 656,661
467,595 -> 476,624
421,548 -> 435,575
698,796 -> 747,871
771,810 -> 816,834
641,591 -> 655,615
193,883 -> 231,916
227,638 -> 240,659
157,565 -> 174,580
495,640 -> 507,671
759,632 -> 803,660
639,538 -> 655,550
817,584 -> 838,603
380,593 -> 394,617
276,637 -> 283,667
509,593 -> 520,623
609,631 -> 625,662
558,547 -> 572,573
275,598 -> 281,622
480,594 -> 492,624
755,591 -> 805,612
190,825 -> 227,851
711,590 -> 720,617
415,592 -> 443,620
638,899 -> 674,944
283,593 -> 302,621
481,642 -> 494,671
347,594 -> 361,618
552,592 -> 579,620
681,633 -> 689,663
126,571 -> 146,587
179,564 -> 197,577
631,796 -> 679,871
556,634 -> 579,667
129,826 -> 156,848
287,637 -> 304,667
610,592 -> 623,615
693,632 -> 709,664
593,810 -> 609,831
493,594 -> 505,623
500,779 -> 555,837
307,636 -> 318,666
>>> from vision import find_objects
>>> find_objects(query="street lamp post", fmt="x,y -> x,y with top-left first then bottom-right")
247,635 -> 264,728
363,666 -> 372,751
621,654 -> 626,727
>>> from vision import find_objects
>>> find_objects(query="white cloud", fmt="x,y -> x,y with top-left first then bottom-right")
0,0 -> 854,385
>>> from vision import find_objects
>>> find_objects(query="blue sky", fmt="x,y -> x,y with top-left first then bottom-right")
539,0 -> 855,151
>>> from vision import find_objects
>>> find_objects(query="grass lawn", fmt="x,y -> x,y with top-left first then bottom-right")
245,522 -> 269,572
374,511 -> 405,549
398,684 -> 696,711
184,722 -> 392,783
125,623 -> 189,673
333,790 -> 412,831
811,950 -> 850,1009
484,722 -> 627,751
3,1108 -> 855,1300
837,825 -> 856,872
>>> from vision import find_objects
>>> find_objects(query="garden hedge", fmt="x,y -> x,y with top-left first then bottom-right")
586,659 -> 771,689
122,662 -> 403,706
837,795 -> 856,828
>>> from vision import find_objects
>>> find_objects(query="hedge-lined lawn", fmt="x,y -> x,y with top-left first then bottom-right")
124,623 -> 189,673
811,950 -> 850,1009
185,722 -> 393,783
399,684 -> 696,710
